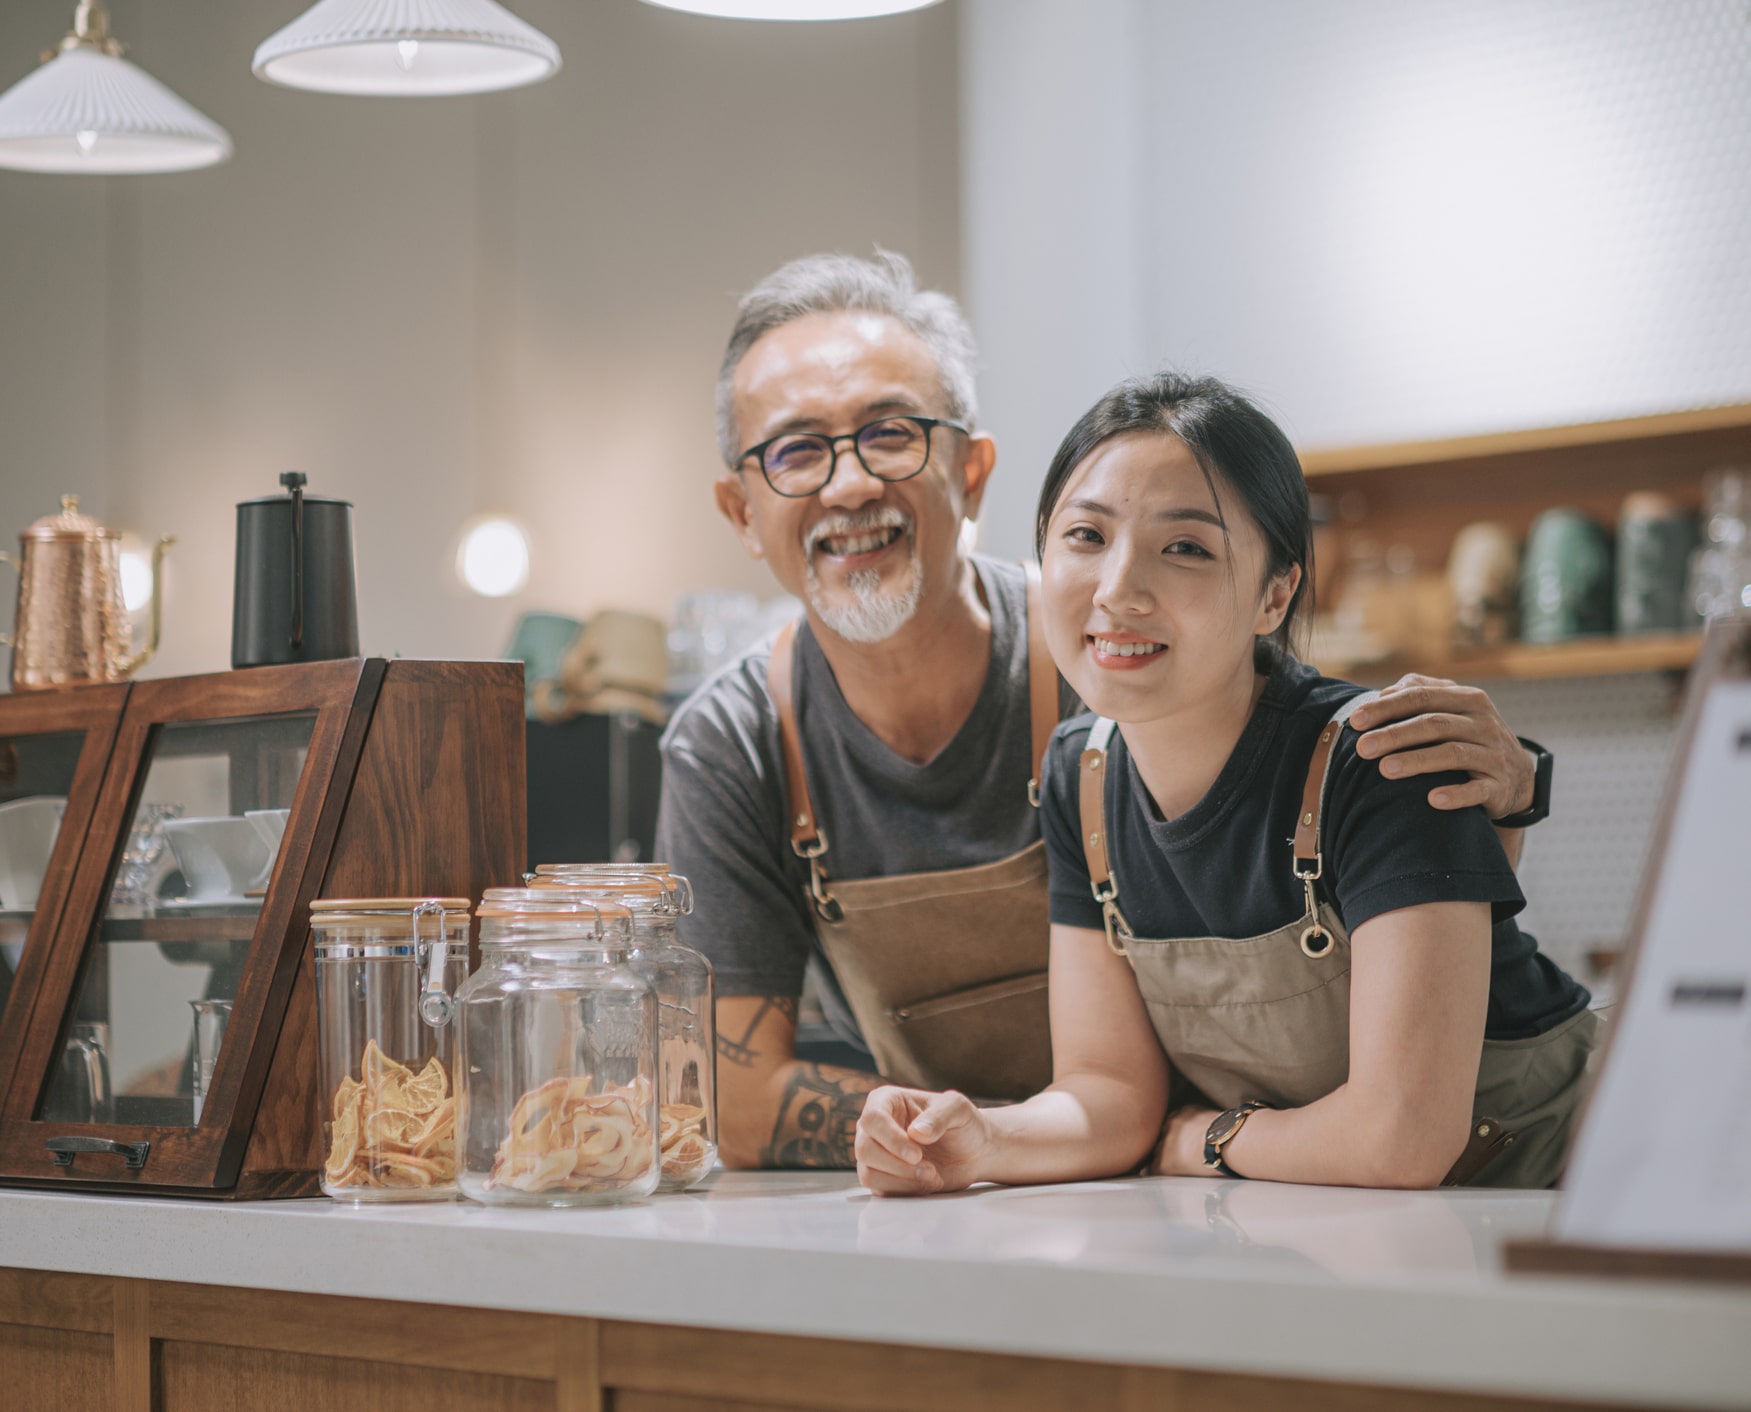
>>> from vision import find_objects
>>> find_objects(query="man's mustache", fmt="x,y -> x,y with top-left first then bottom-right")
804,506 -> 914,555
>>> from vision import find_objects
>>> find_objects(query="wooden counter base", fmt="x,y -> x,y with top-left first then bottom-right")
2,1266 -> 1642,1412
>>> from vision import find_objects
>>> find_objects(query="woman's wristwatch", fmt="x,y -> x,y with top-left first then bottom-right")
1204,1101 -> 1270,1177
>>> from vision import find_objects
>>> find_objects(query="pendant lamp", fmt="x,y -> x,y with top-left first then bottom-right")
253,0 -> 561,96
0,1 -> 232,174
639,0 -> 943,18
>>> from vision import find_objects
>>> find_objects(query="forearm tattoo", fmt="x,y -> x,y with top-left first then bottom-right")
716,995 -> 798,1067
760,1064 -> 877,1169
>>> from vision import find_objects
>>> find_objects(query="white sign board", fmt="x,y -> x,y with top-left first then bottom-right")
1556,668 -> 1751,1250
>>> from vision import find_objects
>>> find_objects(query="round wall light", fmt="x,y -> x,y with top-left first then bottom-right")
639,0 -> 942,19
457,515 -> 531,598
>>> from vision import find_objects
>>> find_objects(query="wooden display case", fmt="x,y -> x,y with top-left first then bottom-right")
0,659 -> 524,1198
1301,404 -> 1750,682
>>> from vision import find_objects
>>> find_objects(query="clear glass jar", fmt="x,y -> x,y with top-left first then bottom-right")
531,867 -> 716,1191
311,898 -> 470,1203
457,891 -> 659,1206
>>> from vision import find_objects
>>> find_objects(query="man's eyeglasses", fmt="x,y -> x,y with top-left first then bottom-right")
735,416 -> 968,498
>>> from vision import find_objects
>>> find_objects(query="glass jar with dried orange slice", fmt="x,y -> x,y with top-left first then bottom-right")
531,866 -> 717,1191
457,890 -> 660,1207
312,898 -> 470,1203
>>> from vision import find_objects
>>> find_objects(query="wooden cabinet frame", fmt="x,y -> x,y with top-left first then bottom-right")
0,685 -> 130,1087
0,661 -> 383,1195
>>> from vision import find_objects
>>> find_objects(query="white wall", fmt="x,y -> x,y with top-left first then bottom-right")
962,0 -> 1751,561
0,0 -> 960,681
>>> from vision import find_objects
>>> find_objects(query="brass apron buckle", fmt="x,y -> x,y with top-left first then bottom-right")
794,832 -> 843,924
1292,852 -> 1334,960
1092,881 -> 1133,958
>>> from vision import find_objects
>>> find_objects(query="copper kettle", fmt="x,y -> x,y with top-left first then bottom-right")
1,496 -> 173,691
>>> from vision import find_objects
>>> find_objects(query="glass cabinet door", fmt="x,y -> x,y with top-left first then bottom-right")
0,731 -> 87,1026
38,713 -> 316,1129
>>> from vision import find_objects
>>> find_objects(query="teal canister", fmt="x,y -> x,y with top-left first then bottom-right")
1521,508 -> 1613,643
1616,493 -> 1699,633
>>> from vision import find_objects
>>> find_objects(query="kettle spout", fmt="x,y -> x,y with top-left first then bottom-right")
116,534 -> 174,676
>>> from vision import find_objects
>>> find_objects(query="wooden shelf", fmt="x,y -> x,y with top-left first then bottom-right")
1298,403 -> 1751,479
1315,631 -> 1704,685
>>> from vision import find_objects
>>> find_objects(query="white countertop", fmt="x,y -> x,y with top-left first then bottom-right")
2,1173 -> 1747,1408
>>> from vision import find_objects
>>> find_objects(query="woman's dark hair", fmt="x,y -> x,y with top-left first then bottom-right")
1033,372 -> 1314,659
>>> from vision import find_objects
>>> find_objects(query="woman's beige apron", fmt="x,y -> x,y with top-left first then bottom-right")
1078,695 -> 1598,1188
767,570 -> 1058,1102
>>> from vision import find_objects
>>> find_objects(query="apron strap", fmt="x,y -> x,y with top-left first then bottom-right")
1024,563 -> 1057,807
1289,689 -> 1379,958
768,619 -> 841,921
1077,717 -> 1132,956
768,562 -> 1051,920
1290,690 -> 1381,872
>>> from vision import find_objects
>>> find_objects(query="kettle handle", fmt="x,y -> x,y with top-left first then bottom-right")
281,472 -> 306,651
0,550 -> 14,648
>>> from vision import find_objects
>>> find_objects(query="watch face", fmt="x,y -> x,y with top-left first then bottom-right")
1208,1109 -> 1246,1146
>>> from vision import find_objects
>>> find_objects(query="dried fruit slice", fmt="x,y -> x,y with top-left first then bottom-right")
402,1055 -> 448,1114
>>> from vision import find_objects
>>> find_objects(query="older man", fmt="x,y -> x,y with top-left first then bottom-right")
656,251 -> 1544,1170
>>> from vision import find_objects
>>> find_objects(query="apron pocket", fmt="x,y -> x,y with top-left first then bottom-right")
887,971 -> 1050,1102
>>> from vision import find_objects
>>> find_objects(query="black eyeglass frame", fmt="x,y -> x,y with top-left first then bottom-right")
734,415 -> 970,499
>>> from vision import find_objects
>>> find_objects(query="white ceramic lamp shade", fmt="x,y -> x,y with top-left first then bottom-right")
0,48 -> 231,174
254,0 -> 561,96
640,0 -> 942,18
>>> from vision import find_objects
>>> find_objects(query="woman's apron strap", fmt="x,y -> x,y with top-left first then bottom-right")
1076,717 -> 1132,956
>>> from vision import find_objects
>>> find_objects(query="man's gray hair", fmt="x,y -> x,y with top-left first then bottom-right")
715,248 -> 979,465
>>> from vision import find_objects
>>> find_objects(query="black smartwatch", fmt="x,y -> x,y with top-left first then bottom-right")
1491,737 -> 1554,828
1203,1101 -> 1269,1177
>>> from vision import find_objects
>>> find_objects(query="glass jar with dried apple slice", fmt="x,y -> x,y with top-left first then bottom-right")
458,891 -> 660,1207
531,866 -> 717,1190
311,899 -> 470,1203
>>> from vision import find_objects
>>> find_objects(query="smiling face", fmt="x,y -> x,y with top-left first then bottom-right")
1040,431 -> 1300,727
715,311 -> 993,645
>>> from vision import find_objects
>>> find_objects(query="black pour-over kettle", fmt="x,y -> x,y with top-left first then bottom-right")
231,472 -> 360,669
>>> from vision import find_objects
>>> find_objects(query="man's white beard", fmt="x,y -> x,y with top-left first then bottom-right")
805,537 -> 923,644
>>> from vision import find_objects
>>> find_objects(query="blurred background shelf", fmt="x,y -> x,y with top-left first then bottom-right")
1318,631 -> 1705,685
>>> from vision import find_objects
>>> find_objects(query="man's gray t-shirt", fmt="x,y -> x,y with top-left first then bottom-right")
654,557 -> 1043,1049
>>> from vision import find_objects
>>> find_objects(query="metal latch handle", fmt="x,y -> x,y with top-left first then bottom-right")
47,1136 -> 149,1170
415,901 -> 457,1028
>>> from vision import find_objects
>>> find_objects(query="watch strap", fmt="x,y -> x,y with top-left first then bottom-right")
1492,737 -> 1554,828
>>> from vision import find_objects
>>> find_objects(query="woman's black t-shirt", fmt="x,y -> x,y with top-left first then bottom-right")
1039,655 -> 1589,1041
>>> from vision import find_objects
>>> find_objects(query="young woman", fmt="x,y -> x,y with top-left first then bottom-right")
854,373 -> 1596,1193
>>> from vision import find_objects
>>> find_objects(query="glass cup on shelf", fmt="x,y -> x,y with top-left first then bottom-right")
109,802 -> 183,910
311,899 -> 471,1203
458,891 -> 658,1207
529,865 -> 716,1190
188,999 -> 232,1122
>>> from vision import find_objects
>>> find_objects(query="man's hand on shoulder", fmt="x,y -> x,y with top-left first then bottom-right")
1349,674 -> 1534,820
716,994 -> 881,1170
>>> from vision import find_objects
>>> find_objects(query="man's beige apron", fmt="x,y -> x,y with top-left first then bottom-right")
1077,695 -> 1598,1188
768,571 -> 1058,1102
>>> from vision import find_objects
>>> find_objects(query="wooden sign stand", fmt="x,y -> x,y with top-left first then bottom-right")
1505,615 -> 1751,1285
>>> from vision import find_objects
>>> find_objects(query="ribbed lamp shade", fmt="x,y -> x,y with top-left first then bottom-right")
253,0 -> 561,95
640,0 -> 942,17
0,48 -> 231,174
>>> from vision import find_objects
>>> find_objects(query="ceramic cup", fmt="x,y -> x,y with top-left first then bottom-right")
164,817 -> 272,903
0,796 -> 68,910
